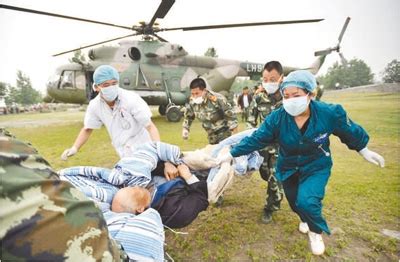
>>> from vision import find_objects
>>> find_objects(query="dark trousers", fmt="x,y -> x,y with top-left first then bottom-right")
282,170 -> 331,234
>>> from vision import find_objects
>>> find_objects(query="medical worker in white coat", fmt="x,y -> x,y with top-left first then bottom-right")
62,65 -> 177,179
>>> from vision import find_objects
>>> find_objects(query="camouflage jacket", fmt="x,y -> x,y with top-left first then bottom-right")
183,90 -> 238,135
247,91 -> 283,128
0,128 -> 125,261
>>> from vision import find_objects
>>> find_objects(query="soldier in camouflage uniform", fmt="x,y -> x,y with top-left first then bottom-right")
182,77 -> 238,145
315,81 -> 324,101
247,61 -> 285,224
0,128 -> 127,261
182,77 -> 237,206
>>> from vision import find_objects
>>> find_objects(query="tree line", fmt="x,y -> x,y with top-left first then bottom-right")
0,70 -> 42,105
317,59 -> 399,90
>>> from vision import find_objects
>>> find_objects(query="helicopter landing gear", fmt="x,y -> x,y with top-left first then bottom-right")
166,104 -> 182,122
158,105 -> 167,116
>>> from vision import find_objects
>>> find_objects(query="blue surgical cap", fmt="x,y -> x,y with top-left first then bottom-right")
280,70 -> 317,93
93,65 -> 119,85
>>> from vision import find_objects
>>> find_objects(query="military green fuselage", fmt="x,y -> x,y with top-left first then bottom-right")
46,40 -> 325,121
46,40 -> 266,104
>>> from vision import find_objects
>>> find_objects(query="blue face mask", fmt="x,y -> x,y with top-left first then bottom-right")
101,84 -> 118,101
282,95 -> 310,116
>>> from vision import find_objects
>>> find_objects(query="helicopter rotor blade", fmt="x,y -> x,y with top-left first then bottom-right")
314,48 -> 333,57
338,17 -> 351,44
53,33 -> 138,57
148,0 -> 175,27
161,18 -> 324,32
153,33 -> 169,42
0,4 -> 132,30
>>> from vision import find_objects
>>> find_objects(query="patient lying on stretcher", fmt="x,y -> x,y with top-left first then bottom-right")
60,141 -> 240,228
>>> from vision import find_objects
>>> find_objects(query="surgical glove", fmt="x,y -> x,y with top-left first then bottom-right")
358,147 -> 385,167
216,152 -> 233,165
61,146 -> 78,161
182,128 -> 189,140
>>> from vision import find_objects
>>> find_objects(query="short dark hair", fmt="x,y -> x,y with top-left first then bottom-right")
243,86 -> 249,90
264,61 -> 283,75
190,78 -> 207,90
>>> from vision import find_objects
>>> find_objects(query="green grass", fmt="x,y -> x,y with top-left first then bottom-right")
2,92 -> 399,260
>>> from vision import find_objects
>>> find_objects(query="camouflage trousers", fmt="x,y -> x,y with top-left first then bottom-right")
259,146 -> 284,213
207,128 -> 232,145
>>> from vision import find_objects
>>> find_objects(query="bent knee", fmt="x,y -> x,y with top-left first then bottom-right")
296,197 -> 322,215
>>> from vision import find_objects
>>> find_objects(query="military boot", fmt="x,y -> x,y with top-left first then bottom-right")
261,209 -> 273,224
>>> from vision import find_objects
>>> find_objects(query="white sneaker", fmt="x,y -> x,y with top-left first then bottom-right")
299,222 -> 309,234
308,231 -> 325,255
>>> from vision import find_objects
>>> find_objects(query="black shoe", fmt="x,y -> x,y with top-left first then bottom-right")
261,210 -> 273,224
214,195 -> 224,207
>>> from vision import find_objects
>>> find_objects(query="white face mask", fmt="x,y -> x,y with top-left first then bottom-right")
282,95 -> 310,116
101,84 -> 119,101
192,96 -> 204,105
262,82 -> 280,94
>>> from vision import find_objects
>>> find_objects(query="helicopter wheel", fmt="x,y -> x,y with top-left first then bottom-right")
158,105 -> 167,116
166,105 -> 182,122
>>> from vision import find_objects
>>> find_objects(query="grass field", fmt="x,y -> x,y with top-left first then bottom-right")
2,92 -> 399,261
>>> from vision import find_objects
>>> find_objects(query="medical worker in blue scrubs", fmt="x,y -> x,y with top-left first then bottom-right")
217,70 -> 384,255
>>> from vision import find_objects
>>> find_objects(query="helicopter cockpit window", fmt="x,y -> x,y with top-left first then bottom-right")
128,47 -> 141,61
60,71 -> 75,89
75,71 -> 86,90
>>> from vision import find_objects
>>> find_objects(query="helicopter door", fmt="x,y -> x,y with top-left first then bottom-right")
138,64 -> 164,90
134,65 -> 151,89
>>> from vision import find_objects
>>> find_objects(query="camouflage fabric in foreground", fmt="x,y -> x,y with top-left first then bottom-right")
0,128 -> 124,261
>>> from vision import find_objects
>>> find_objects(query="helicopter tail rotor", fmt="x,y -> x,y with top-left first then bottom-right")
314,17 -> 350,66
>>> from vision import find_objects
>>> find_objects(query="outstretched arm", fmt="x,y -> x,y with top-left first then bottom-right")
146,121 -> 161,141
177,164 -> 199,185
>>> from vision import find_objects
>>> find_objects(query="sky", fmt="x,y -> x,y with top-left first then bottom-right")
0,0 -> 399,94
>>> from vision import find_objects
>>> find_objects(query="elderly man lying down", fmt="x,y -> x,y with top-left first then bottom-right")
59,141 -> 236,231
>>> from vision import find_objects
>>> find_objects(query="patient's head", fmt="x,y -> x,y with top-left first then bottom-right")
111,186 -> 151,214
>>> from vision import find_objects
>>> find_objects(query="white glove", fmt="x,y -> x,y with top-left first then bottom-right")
61,146 -> 78,161
216,152 -> 233,165
358,147 -> 385,167
182,128 -> 189,140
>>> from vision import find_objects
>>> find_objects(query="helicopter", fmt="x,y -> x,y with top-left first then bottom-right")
0,1 -> 350,122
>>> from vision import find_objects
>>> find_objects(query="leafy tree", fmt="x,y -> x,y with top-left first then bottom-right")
381,59 -> 400,83
0,82 -> 7,96
6,86 -> 19,105
204,47 -> 218,58
12,70 -> 42,105
318,58 -> 374,89
69,50 -> 87,64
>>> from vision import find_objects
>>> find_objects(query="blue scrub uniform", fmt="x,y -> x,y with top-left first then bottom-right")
230,100 -> 369,234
